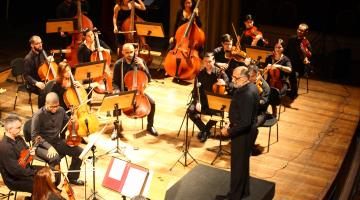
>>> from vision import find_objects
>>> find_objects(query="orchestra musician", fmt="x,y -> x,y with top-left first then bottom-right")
264,39 -> 292,116
241,14 -> 268,47
188,52 -> 229,143
32,166 -> 66,200
218,67 -> 259,200
56,0 -> 77,49
0,115 -> 42,196
23,35 -> 47,108
113,0 -> 146,55
31,92 -> 84,186
284,23 -> 312,99
112,43 -> 158,136
213,34 -> 245,83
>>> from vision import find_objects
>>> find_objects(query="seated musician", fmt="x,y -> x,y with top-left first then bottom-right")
0,114 -> 42,197
188,52 -> 229,143
112,43 -> 158,136
31,92 -> 84,186
248,64 -> 270,155
23,35 -> 48,108
264,39 -> 292,116
32,166 -> 66,200
241,14 -> 268,47
213,34 -> 245,83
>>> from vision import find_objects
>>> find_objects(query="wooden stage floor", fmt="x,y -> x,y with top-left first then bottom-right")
0,73 -> 359,200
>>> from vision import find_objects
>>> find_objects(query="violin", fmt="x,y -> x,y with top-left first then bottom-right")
18,136 -> 42,168
65,0 -> 93,67
61,62 -> 100,137
55,165 -> 75,200
163,0 -> 204,80
256,76 -> 263,95
300,38 -> 312,62
122,56 -> 151,118
66,107 -> 82,147
120,0 -> 153,66
225,23 -> 247,63
244,26 -> 269,46
37,50 -> 59,83
90,28 -> 113,94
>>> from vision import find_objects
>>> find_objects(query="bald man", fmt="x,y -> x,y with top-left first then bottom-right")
31,92 -> 84,186
217,67 -> 259,200
112,43 -> 158,136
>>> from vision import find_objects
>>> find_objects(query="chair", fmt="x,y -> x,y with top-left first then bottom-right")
0,168 -> 18,200
11,58 -> 34,114
297,70 -> 309,93
260,87 -> 280,152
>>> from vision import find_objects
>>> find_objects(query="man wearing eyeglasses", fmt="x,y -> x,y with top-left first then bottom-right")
31,92 -> 84,186
217,66 -> 259,200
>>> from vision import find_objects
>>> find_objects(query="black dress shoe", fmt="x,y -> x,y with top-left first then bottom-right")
251,144 -> 264,156
147,126 -> 159,136
68,179 -> 85,186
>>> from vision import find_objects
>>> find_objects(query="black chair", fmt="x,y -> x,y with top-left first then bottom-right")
297,70 -> 309,93
0,168 -> 19,200
260,87 -> 280,152
11,58 -> 34,114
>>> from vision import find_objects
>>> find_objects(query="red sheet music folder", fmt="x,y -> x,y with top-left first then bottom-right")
102,157 -> 149,198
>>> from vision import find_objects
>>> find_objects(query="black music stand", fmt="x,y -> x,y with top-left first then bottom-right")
205,92 -> 232,165
135,22 -> 165,38
79,125 -> 108,200
245,46 -> 272,67
98,91 -> 136,160
0,67 -> 11,122
46,18 -> 75,33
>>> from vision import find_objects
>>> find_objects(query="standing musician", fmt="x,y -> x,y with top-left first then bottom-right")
284,23 -> 312,99
264,39 -> 292,116
24,35 -> 48,108
188,52 -> 229,143
213,34 -> 245,83
241,14 -> 268,47
218,67 -> 259,200
32,166 -> 66,200
31,92 -> 84,186
113,0 -> 146,55
248,64 -> 269,155
0,115 -> 42,195
112,43 -> 158,136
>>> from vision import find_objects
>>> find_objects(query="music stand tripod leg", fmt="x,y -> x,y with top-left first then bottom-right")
86,146 -> 105,200
211,112 -> 230,165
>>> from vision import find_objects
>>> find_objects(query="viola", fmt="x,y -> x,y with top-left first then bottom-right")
62,63 -> 100,137
122,59 -> 151,119
163,0 -> 204,80
90,28 -> 113,94
18,136 -> 42,168
65,0 -> 93,67
120,0 -> 153,66
244,26 -> 269,46
37,50 -> 59,83
66,107 -> 82,147
212,67 -> 227,95
300,38 -> 312,60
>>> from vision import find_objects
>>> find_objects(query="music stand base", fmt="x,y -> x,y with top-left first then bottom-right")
170,149 -> 198,171
86,190 -> 105,200
211,147 -> 230,165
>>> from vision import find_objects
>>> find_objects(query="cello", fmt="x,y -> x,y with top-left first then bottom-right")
120,0 -> 153,66
65,0 -> 93,67
90,28 -> 113,94
37,50 -> 59,83
122,55 -> 151,118
61,63 -> 100,137
163,0 -> 204,80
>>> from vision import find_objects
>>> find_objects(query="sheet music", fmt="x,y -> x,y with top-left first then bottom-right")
121,167 -> 148,197
108,158 -> 126,181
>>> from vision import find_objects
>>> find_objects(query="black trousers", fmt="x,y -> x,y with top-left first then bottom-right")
36,139 -> 83,184
229,128 -> 254,200
188,107 -> 220,134
26,84 -> 43,108
5,165 -> 43,193
145,93 -> 155,128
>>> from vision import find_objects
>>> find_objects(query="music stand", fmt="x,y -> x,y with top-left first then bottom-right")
0,67 -> 11,121
205,92 -> 232,165
98,91 -> 136,160
135,22 -> 165,38
245,46 -> 272,67
46,18 -> 75,33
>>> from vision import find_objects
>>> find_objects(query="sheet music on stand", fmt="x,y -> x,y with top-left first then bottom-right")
46,18 -> 75,33
74,60 -> 105,81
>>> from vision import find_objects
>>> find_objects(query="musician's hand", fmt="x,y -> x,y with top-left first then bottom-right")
47,147 -> 58,159
195,103 -> 201,112
113,89 -> 120,94
73,81 -> 82,88
47,56 -> 55,62
244,57 -> 252,66
221,123 -> 229,137
217,63 -> 228,70
60,31 -> 66,37
30,148 -> 36,156
194,8 -> 199,16
35,81 -> 45,90
114,26 -> 118,33
105,68 -> 112,76
217,79 -> 226,85
304,57 -> 310,65
135,57 -> 145,69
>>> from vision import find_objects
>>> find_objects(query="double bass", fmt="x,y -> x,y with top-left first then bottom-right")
90,28 -> 113,94
62,63 -> 100,137
163,0 -> 204,80
122,55 -> 151,118
120,0 -> 153,66
65,0 -> 93,67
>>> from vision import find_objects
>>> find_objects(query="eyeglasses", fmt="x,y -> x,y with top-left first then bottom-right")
232,75 -> 245,81
48,104 -> 60,109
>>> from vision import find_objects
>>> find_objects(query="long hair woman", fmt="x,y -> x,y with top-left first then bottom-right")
32,167 -> 65,200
